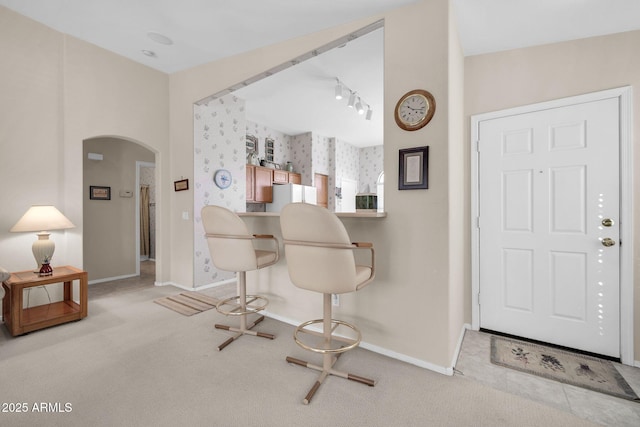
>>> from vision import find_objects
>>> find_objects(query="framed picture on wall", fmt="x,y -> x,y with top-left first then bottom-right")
174,179 -> 189,191
90,186 -> 111,200
246,135 -> 258,154
265,137 -> 275,162
398,146 -> 429,190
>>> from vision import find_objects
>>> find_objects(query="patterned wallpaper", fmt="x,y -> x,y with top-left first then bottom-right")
193,95 -> 247,287
359,145 -> 384,193
289,132 -> 313,185
311,134 -> 335,210
246,121 -> 292,166
335,139 -> 359,212
192,95 -> 383,286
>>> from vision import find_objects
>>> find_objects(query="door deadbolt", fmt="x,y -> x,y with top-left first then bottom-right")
602,218 -> 614,227
602,238 -> 616,247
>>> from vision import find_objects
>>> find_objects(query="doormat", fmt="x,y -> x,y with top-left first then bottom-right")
490,336 -> 639,402
154,292 -> 220,316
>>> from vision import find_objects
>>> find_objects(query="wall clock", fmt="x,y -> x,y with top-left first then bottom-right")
213,169 -> 232,189
394,89 -> 436,131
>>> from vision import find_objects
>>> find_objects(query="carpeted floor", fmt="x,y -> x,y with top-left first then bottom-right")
0,276 -> 603,427
4,261 -> 640,425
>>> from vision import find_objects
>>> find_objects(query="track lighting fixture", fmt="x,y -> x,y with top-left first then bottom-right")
347,91 -> 356,108
334,77 -> 373,121
365,106 -> 373,121
356,98 -> 365,115
335,79 -> 343,100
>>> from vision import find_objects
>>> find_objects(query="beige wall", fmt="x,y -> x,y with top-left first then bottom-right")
0,7 -> 64,271
0,6 -> 169,282
447,1 -> 467,358
465,30 -> 640,360
83,138 -> 154,282
169,0 -> 463,369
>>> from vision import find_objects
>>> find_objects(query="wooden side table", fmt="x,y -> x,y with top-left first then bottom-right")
1,265 -> 88,336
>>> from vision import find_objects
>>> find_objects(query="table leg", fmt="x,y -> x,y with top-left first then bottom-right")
64,280 -> 72,302
13,284 -> 23,335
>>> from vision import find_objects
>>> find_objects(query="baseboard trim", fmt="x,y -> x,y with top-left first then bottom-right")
450,323 -> 471,369
154,278 -> 236,291
263,310 -> 453,376
89,273 -> 138,285
193,278 -> 236,291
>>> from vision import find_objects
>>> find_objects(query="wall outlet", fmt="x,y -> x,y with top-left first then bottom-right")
331,293 -> 340,306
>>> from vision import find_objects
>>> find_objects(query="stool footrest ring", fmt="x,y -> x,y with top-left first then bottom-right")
216,294 -> 268,316
293,319 -> 361,354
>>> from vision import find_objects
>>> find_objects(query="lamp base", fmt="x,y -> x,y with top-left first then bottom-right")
32,232 -> 55,272
38,262 -> 53,276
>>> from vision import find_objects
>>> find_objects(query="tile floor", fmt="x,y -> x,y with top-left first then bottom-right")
455,329 -> 640,426
94,263 -> 640,426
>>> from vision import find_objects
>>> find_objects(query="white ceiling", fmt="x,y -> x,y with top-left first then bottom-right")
2,0 -> 639,147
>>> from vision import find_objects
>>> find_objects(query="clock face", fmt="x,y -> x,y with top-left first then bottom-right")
214,169 -> 232,189
394,89 -> 436,131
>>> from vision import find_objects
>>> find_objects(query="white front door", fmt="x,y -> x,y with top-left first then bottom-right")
478,97 -> 620,357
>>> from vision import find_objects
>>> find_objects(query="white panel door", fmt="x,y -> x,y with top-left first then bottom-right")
478,97 -> 620,357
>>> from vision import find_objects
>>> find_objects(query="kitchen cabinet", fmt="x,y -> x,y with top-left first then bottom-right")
273,170 -> 301,185
314,173 -> 329,208
288,173 -> 301,184
246,165 -> 273,203
273,170 -> 288,184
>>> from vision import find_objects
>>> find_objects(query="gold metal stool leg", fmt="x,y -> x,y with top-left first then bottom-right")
286,294 -> 375,404
214,271 -> 274,351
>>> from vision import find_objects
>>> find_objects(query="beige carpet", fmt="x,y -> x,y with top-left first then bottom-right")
153,291 -> 220,316
0,284 -> 608,427
491,335 -> 639,402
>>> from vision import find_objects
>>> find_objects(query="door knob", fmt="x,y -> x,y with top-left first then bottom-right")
602,238 -> 616,247
602,218 -> 614,227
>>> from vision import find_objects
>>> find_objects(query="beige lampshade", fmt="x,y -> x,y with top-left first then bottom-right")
10,205 -> 75,272
10,205 -> 75,233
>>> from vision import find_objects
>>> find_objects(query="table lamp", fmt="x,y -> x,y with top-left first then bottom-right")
10,205 -> 75,274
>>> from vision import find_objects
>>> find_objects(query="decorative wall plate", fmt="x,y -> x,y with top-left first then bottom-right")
214,169 -> 232,189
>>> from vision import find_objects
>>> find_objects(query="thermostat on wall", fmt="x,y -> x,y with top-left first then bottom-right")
119,190 -> 133,198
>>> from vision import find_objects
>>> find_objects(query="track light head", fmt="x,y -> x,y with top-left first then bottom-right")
347,91 -> 356,108
365,107 -> 373,121
356,98 -> 364,115
335,81 -> 343,100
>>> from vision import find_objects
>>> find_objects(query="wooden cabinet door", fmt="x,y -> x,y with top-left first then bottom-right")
254,167 -> 273,203
288,173 -> 301,184
273,170 -> 288,184
246,165 -> 255,202
314,173 -> 328,208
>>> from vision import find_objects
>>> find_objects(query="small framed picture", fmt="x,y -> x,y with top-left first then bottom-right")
246,135 -> 257,154
174,179 -> 189,192
399,146 -> 429,190
90,186 -> 111,200
265,137 -> 275,162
